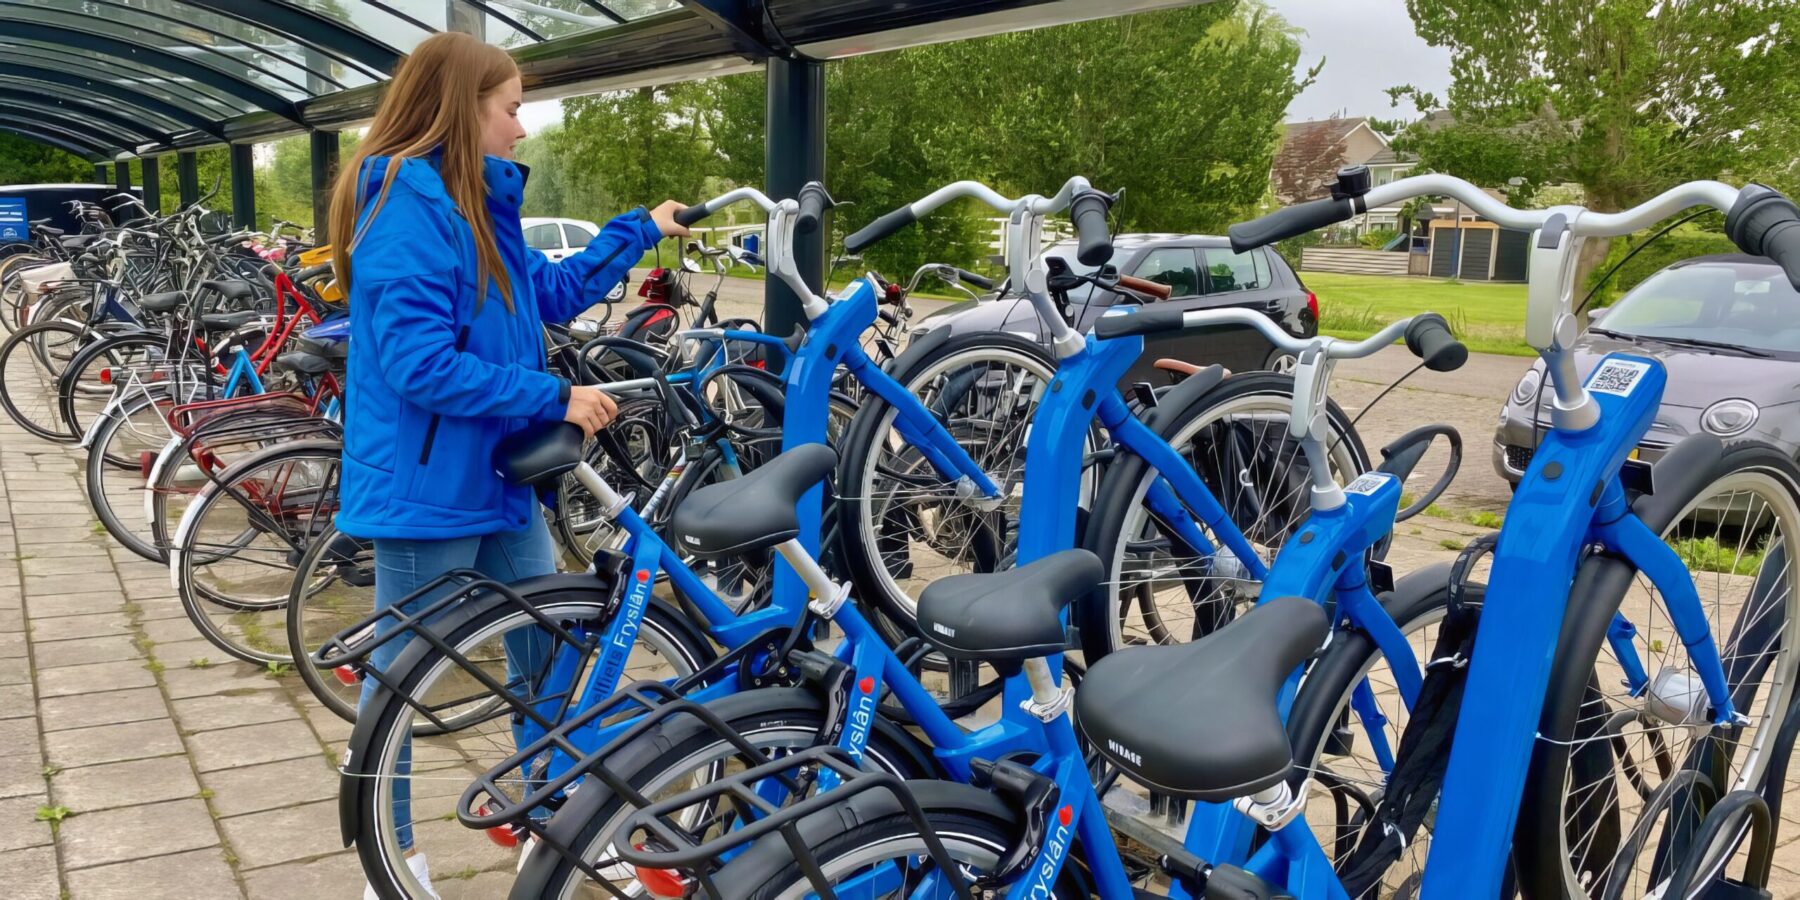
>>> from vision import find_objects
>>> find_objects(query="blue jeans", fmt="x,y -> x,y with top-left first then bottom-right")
357,512 -> 557,851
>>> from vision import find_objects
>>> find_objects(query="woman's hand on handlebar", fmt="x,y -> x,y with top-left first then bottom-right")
650,200 -> 691,238
563,385 -> 619,438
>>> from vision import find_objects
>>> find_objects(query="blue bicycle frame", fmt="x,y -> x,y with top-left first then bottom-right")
1420,353 -> 1740,897
517,275 -> 1008,773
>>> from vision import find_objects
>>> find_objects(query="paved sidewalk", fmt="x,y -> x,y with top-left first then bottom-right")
0,418 -> 362,898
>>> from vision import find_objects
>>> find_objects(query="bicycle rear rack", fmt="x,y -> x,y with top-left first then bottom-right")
311,569 -> 612,734
457,626 -> 808,830
614,746 -> 976,900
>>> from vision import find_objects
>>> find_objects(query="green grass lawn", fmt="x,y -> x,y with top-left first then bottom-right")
1303,272 -> 1532,356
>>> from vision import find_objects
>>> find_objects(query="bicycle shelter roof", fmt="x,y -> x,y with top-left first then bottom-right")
0,0 -> 1203,161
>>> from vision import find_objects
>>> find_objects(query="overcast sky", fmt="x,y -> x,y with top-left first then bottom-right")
1275,0 -> 1451,123
519,0 -> 1453,135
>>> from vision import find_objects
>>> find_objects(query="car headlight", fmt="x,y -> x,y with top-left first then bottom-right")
1512,368 -> 1543,406
1701,398 -> 1759,437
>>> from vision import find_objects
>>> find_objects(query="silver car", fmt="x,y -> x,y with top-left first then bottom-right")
1494,255 -> 1800,483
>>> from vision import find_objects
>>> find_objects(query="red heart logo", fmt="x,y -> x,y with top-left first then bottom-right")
858,677 -> 875,694
1058,805 -> 1073,826
635,569 -> 650,582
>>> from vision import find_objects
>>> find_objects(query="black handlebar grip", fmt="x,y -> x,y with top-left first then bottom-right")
673,203 -> 709,228
955,268 -> 996,290
844,205 -> 916,254
1092,305 -> 1186,341
1227,196 -> 1358,253
795,182 -> 834,234
1404,312 -> 1468,373
1725,183 -> 1800,289
1068,189 -> 1115,266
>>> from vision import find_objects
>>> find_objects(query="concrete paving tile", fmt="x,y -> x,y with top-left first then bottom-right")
51,755 -> 200,813
26,591 -> 128,620
32,634 -> 141,669
0,683 -> 36,719
44,718 -> 182,769
0,845 -> 59,899
159,661 -> 275,700
0,746 -> 46,800
38,686 -> 165,732
66,846 -> 241,900
35,659 -> 155,698
202,756 -> 337,818
141,616 -> 208,645
20,555 -> 121,577
28,612 -> 132,642
57,798 -> 218,870
0,715 -> 38,754
24,573 -> 121,598
130,596 -> 188,620
241,851 -> 361,900
218,798 -> 340,870
187,719 -> 320,773
150,640 -> 233,668
0,794 -> 53,851
170,690 -> 297,733
0,654 -> 28,684
16,529 -> 110,547
0,630 -> 24,658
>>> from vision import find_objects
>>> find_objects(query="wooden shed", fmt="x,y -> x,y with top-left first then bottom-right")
1426,219 -> 1529,282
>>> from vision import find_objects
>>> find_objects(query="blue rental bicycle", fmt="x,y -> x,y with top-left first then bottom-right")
324,182 -> 1056,900
607,171 -> 1800,900
469,177 -> 1468,898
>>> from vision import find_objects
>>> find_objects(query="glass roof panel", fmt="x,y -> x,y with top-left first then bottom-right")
285,0 -> 672,53
0,38 -> 256,119
1,7 -> 317,101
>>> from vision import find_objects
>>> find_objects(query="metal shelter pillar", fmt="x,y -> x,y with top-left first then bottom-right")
113,161 -> 131,194
176,151 -> 199,208
310,130 -> 340,244
93,163 -> 108,185
762,57 -> 826,343
141,155 -> 161,214
230,143 -> 255,229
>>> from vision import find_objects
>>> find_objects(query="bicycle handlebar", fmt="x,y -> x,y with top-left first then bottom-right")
1725,184 -> 1800,289
1094,305 -> 1453,369
1067,188 -> 1115,265
845,177 -> 1097,253
795,183 -> 833,234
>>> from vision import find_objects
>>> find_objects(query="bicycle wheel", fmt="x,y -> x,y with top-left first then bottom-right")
84,389 -> 177,562
285,525 -> 373,724
1279,567 -> 1458,898
837,332 -> 1065,638
172,440 -> 340,664
57,331 -> 171,443
513,688 -> 937,899
348,592 -> 712,900
0,319 -> 88,441
706,783 -> 1086,900
1079,370 -> 1369,661
1518,441 -> 1800,899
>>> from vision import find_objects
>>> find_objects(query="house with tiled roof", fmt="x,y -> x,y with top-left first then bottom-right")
1274,116 -> 1419,235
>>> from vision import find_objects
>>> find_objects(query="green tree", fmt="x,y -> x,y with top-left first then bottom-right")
0,134 -> 93,185
553,83 -> 717,220
1392,0 -> 1800,283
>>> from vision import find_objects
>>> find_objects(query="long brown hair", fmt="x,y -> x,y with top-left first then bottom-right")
330,32 -> 520,311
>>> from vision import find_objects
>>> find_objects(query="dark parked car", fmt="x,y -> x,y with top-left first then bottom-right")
1495,255 -> 1800,483
908,234 -> 1318,384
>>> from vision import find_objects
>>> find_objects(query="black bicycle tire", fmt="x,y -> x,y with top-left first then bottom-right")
1515,443 -> 1800,899
0,319 -> 88,442
1077,371 -> 1370,663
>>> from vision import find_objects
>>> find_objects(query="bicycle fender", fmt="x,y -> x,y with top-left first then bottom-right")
1142,363 -> 1227,432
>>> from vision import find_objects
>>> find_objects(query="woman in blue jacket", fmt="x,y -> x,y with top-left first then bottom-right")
326,32 -> 686,897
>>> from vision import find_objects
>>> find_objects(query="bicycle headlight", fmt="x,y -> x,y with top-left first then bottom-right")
1701,398 -> 1759,437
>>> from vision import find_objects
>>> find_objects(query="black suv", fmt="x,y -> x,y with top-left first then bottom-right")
909,233 -> 1318,384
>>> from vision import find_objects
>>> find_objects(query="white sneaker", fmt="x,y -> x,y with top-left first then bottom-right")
364,852 -> 440,900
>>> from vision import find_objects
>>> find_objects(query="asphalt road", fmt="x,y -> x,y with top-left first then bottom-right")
614,269 -> 1533,511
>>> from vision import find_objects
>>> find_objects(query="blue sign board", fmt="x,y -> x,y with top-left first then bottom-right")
0,198 -> 26,244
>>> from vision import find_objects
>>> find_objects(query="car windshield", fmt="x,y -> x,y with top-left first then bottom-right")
1597,261 -> 1800,356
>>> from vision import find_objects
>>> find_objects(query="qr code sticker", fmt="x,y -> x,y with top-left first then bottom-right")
1345,472 -> 1391,495
1588,359 -> 1652,396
